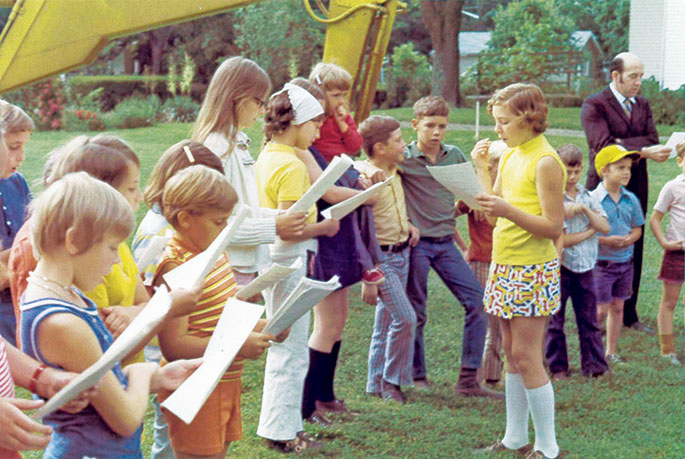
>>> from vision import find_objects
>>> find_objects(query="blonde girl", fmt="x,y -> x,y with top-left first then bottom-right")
473,84 -> 565,459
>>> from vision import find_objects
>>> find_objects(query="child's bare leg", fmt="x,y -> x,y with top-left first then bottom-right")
597,302 -> 609,326
509,316 -> 548,389
605,299 -> 624,355
658,282 -> 683,354
309,288 -> 349,352
175,444 -> 229,459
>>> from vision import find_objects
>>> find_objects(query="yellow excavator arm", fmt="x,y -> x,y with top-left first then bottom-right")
0,0 -> 402,122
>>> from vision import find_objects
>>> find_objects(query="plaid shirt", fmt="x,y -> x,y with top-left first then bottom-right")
562,184 -> 607,273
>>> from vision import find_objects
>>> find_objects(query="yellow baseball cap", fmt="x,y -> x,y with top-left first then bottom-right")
595,144 -> 639,177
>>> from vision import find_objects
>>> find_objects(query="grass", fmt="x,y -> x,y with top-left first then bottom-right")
18,123 -> 684,458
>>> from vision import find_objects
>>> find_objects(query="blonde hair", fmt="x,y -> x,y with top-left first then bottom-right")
309,62 -> 352,92
144,139 -> 224,208
192,56 -> 271,150
30,171 -> 133,258
676,141 -> 685,160
0,100 -> 35,133
488,83 -> 548,135
162,165 -> 238,227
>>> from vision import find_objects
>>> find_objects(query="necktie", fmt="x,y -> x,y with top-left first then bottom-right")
623,99 -> 632,117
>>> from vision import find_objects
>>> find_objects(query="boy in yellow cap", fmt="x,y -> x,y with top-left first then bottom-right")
589,145 -> 644,365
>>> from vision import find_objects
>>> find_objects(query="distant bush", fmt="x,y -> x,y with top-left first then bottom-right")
64,109 -> 106,131
161,96 -> 199,123
641,77 -> 685,125
68,75 -> 170,111
385,43 -> 431,108
105,97 -> 156,129
3,78 -> 66,130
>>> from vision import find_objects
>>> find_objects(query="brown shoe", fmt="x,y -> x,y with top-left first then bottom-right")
315,398 -> 358,415
457,367 -> 504,400
474,440 -> 532,455
305,410 -> 332,428
266,431 -> 324,454
381,379 -> 406,404
524,450 -> 567,458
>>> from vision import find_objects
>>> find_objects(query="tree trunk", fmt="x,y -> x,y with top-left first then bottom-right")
147,28 -> 171,75
420,0 -> 464,106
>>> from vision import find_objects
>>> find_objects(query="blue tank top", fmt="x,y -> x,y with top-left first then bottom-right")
20,290 -> 143,459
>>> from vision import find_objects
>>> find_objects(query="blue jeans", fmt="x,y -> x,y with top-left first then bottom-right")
407,238 -> 487,379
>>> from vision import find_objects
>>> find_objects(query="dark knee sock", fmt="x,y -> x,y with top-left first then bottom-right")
302,347 -> 327,419
320,340 -> 342,402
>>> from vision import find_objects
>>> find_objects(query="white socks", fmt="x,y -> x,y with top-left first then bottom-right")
526,382 -> 560,458
502,373 -> 530,449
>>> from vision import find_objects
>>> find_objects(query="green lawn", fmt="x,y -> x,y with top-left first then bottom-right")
19,123 -> 684,458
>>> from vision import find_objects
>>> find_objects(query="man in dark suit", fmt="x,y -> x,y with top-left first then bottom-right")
581,52 -> 670,334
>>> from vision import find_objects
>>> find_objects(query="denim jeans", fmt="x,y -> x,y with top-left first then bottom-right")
407,238 -> 487,379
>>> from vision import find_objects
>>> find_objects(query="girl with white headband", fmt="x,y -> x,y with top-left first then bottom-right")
254,82 -> 340,454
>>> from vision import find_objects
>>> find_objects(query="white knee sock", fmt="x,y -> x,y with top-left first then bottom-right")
501,373 -> 529,449
525,382 -> 559,458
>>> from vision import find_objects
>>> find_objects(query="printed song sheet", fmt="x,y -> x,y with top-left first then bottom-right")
163,205 -> 250,290
427,162 -> 483,210
262,276 -> 341,336
665,132 -> 684,159
135,231 -> 172,273
33,286 -> 173,419
236,258 -> 303,301
321,176 -> 394,220
286,154 -> 353,215
161,299 -> 264,424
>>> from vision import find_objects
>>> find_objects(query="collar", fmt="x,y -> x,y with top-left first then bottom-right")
609,83 -> 636,106
267,142 -> 297,155
564,183 -> 588,201
405,140 -> 448,161
594,181 -> 630,202
517,134 -> 546,154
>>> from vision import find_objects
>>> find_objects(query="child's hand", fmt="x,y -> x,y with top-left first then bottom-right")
276,211 -> 307,239
150,359 -> 203,393
334,104 -> 348,122
100,306 -> 140,339
0,398 -> 52,451
470,139 -> 491,170
476,193 -> 511,218
663,240 -> 684,251
564,203 -> 583,218
361,283 -> 378,306
39,368 -> 100,414
168,283 -> 203,318
319,219 -> 340,238
408,223 -> 420,247
238,332 -> 272,360
273,327 -> 290,343
368,169 -> 388,184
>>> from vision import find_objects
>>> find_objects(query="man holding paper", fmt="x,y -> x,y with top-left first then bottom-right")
581,52 -> 671,333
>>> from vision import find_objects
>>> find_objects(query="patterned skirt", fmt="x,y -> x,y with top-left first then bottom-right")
484,258 -> 561,319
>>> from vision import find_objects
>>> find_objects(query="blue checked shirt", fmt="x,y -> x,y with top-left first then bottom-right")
562,184 -> 607,273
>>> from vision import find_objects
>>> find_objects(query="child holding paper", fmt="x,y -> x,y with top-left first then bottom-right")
152,165 -> 281,458
255,82 -> 339,453
20,172 -> 202,458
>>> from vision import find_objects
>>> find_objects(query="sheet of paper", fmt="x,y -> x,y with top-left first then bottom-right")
33,286 -> 173,419
235,258 -> 303,301
286,154 -> 353,215
262,276 -> 341,336
161,299 -> 264,425
163,205 -> 250,290
135,231 -> 172,273
665,132 -> 685,159
427,162 -> 483,210
321,176 -> 394,220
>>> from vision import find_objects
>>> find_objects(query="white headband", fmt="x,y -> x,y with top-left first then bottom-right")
273,83 -> 324,125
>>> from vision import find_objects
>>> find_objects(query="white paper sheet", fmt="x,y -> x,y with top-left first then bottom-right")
262,276 -> 341,336
427,162 -> 483,210
665,132 -> 685,159
286,154 -> 353,215
161,299 -> 264,424
321,176 -> 394,220
235,258 -> 303,301
163,205 -> 250,290
135,231 -> 172,273
33,286 -> 173,419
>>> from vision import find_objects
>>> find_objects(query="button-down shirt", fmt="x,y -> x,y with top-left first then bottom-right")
562,184 -> 607,273
400,141 -> 466,238
590,182 -> 645,262
609,82 -> 636,109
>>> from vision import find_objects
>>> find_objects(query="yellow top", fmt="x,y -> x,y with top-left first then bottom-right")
492,135 -> 566,265
354,160 -> 409,245
85,242 -> 144,364
254,143 -> 317,223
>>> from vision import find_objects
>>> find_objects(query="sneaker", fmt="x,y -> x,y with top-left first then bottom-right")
362,267 -> 385,285
629,321 -> 656,335
662,353 -> 682,366
606,354 -> 627,365
266,431 -> 323,454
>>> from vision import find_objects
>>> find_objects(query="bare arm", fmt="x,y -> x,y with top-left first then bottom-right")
295,147 -> 360,203
277,201 -> 339,241
582,206 -> 611,234
650,210 -> 684,251
562,228 -> 596,248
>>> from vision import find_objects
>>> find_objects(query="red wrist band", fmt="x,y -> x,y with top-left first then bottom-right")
28,363 -> 47,394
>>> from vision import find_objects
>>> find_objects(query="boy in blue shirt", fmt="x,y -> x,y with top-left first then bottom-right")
590,145 -> 645,365
545,145 -> 610,379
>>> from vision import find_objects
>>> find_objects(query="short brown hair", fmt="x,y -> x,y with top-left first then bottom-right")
162,165 -> 238,228
144,140 -> 224,208
413,96 -> 449,119
53,142 -> 133,189
309,62 -> 352,92
263,88 -> 325,141
358,115 -> 401,157
0,101 -> 35,133
30,171 -> 133,257
289,77 -> 325,101
557,144 -> 584,167
488,83 -> 548,135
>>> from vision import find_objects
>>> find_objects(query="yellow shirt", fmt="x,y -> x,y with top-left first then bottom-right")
492,135 -> 566,265
85,243 -> 144,364
355,160 -> 409,245
254,142 -> 316,223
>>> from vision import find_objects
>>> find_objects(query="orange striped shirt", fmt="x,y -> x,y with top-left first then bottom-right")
154,237 -> 243,382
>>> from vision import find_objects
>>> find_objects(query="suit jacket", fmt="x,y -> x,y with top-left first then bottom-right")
580,87 -> 658,209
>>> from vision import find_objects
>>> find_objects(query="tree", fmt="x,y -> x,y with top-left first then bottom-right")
420,0 -> 464,106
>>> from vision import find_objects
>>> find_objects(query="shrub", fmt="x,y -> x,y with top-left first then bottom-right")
64,109 -> 106,131
68,75 -> 170,111
161,96 -> 199,123
104,97 -> 156,129
2,78 -> 66,130
385,43 -> 431,108
641,77 -> 685,125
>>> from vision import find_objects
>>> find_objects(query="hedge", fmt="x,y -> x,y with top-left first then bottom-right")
67,75 -> 171,111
